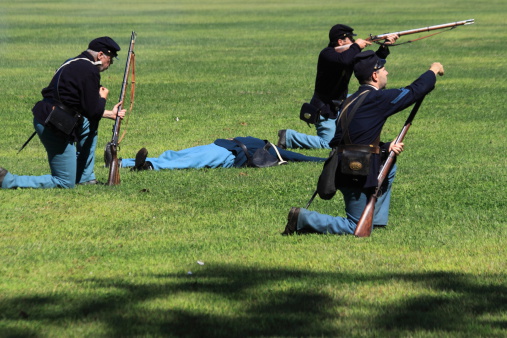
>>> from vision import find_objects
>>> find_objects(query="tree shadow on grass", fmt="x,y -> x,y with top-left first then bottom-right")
373,271 -> 507,333
1,266 -> 506,337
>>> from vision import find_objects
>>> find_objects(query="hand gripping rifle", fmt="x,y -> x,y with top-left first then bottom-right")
106,31 -> 137,186
335,19 -> 474,53
354,96 -> 426,237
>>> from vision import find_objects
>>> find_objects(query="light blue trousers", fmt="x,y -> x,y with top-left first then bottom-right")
121,143 -> 236,170
1,117 -> 98,189
285,115 -> 336,149
297,164 -> 397,235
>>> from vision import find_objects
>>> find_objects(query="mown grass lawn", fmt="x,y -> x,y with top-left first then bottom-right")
1,0 -> 506,336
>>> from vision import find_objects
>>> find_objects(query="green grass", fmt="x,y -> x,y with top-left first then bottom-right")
1,0 -> 506,336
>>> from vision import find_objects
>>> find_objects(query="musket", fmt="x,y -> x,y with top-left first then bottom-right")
336,19 -> 474,53
106,31 -> 137,186
354,97 -> 426,237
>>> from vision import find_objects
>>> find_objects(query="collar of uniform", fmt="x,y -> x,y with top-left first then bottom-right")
82,51 -> 96,61
361,84 -> 378,91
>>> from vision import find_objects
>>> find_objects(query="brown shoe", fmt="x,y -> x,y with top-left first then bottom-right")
281,207 -> 300,235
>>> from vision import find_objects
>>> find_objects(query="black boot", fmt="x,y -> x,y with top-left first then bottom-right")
0,167 -> 8,187
277,130 -> 287,149
131,148 -> 153,171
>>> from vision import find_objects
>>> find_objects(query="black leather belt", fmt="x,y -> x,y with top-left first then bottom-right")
43,98 -> 79,116
337,144 -> 380,154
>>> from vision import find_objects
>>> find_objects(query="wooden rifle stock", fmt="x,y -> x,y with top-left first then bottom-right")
335,19 -> 474,53
354,98 -> 425,237
107,31 -> 137,186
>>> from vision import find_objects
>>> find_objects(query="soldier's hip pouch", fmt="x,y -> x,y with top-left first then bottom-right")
299,102 -> 321,125
44,104 -> 82,138
338,144 -> 380,176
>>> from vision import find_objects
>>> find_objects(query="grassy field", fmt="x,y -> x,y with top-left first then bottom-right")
1,0 -> 506,336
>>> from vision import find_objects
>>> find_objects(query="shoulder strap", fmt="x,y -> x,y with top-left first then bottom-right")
268,142 -> 288,165
340,90 -> 370,144
54,57 -> 99,74
53,58 -> 99,103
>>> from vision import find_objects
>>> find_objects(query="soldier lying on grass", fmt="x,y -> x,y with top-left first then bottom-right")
113,136 -> 326,171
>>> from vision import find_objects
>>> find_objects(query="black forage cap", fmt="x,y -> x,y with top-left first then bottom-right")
88,37 -> 120,57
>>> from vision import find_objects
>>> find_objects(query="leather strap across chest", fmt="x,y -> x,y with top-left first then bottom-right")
338,90 -> 380,152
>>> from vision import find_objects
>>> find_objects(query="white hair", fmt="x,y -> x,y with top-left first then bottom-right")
86,49 -> 99,58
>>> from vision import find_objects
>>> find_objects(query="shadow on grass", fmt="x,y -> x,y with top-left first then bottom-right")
2,266 -> 506,336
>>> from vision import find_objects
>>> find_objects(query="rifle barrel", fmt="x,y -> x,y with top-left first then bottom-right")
111,31 -> 137,144
117,32 -> 137,109
106,31 -> 136,186
371,19 -> 474,41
